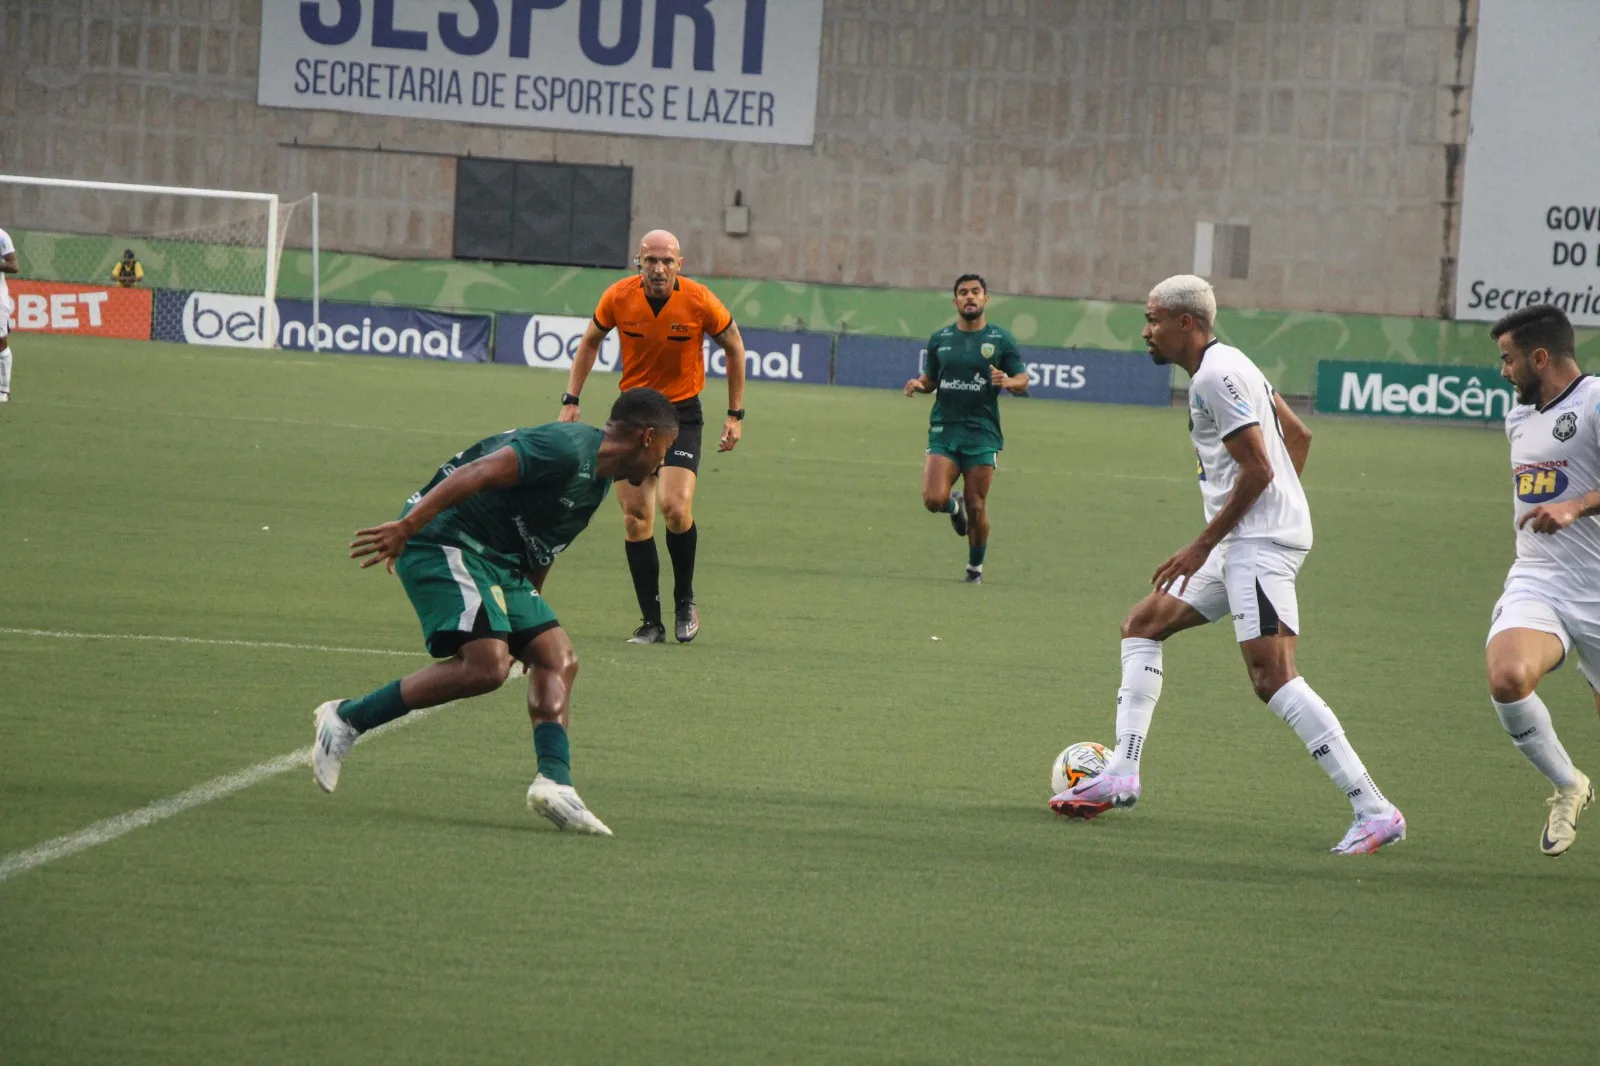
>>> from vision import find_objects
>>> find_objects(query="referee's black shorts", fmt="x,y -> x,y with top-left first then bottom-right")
662,396 -> 704,474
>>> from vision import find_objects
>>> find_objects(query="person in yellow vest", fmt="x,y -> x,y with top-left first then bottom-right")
111,249 -> 143,288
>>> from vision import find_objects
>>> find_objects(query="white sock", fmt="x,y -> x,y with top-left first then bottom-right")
1268,677 -> 1392,818
1109,638 -> 1162,775
0,345 -> 11,394
1494,693 -> 1578,788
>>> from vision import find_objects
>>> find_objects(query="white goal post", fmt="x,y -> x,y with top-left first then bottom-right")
0,174 -> 315,348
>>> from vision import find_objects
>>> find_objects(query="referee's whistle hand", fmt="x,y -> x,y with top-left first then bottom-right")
719,416 -> 742,452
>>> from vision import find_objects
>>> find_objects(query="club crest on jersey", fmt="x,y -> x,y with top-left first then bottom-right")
1554,412 -> 1578,441
981,342 -> 996,360
1516,466 -> 1568,503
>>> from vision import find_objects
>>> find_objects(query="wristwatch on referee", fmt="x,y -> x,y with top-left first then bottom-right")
727,408 -> 745,420
561,392 -> 580,406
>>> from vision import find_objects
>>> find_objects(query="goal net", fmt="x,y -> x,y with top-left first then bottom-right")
0,175 -> 310,348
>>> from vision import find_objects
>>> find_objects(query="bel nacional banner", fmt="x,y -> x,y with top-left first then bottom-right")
258,1 -> 823,145
1455,0 -> 1600,327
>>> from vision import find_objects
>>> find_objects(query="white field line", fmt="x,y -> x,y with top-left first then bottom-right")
0,627 -> 419,658
0,628 -> 442,883
0,705 -> 444,884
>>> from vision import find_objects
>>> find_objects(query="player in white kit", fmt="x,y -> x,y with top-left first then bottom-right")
1484,304 -> 1600,856
1050,275 -> 1406,854
0,226 -> 16,402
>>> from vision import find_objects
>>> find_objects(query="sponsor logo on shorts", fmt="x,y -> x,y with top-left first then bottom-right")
1554,412 -> 1578,442
1515,465 -> 1569,503
672,449 -> 695,458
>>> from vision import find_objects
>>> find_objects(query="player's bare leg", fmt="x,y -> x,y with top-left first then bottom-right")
312,638 -> 515,793
1051,592 -> 1207,819
1240,633 -> 1404,853
618,475 -> 667,643
520,627 -> 611,835
920,453 -> 967,566
1486,627 -> 1591,855
960,463 -> 995,582
657,466 -> 700,642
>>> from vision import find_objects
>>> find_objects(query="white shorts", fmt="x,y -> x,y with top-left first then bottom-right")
1487,574 -> 1600,689
1175,538 -> 1309,643
0,295 -> 10,339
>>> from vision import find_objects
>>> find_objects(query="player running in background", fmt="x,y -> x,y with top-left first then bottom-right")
0,225 -> 17,402
561,229 -> 747,644
1050,275 -> 1405,855
311,388 -> 679,836
1483,304 -> 1600,856
903,274 -> 1028,583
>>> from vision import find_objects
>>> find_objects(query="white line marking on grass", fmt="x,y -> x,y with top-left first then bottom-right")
0,627 -> 419,658
0,706 -> 444,884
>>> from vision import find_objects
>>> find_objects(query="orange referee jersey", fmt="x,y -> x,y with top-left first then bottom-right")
592,275 -> 732,403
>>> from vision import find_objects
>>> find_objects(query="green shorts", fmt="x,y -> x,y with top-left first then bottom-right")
927,425 -> 999,470
395,541 -> 558,658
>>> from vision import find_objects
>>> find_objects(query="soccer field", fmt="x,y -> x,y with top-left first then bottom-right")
3,335 -> 1598,1064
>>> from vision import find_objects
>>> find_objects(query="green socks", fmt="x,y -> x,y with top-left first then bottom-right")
968,544 -> 987,570
337,680 -> 409,734
533,721 -> 573,786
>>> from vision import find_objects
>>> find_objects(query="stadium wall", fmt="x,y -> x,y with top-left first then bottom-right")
3,0 -> 1474,321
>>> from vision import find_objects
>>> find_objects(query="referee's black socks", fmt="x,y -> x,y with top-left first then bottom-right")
625,538 -> 662,626
665,523 -> 697,605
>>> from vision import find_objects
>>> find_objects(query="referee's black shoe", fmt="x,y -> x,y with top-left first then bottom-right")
949,490 -> 968,537
674,599 -> 700,643
627,620 -> 666,645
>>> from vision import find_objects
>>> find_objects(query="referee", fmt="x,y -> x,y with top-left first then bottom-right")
560,229 -> 747,644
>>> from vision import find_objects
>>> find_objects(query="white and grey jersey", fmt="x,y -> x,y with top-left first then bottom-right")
0,227 -> 12,308
1505,375 -> 1600,593
1188,341 -> 1312,549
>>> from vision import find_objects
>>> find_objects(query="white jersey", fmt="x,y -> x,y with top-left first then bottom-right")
0,227 -> 12,310
1188,341 -> 1312,549
1504,375 -> 1600,594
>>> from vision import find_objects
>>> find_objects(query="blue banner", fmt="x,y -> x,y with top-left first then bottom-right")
277,299 -> 490,361
494,315 -> 832,385
835,334 -> 1169,406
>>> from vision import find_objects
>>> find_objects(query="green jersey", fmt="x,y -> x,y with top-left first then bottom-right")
403,422 -> 612,572
922,323 -> 1026,447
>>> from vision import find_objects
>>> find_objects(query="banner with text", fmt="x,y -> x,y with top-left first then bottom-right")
258,1 -> 823,146
276,299 -> 490,360
7,280 -> 151,339
1314,361 -> 1514,421
1455,0 -> 1600,327
493,313 -> 829,385
835,335 -> 1169,406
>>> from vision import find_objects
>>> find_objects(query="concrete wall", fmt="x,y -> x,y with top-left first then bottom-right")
1,0 -> 1476,318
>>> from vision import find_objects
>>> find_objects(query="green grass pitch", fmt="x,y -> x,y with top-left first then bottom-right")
3,335 -> 1599,1064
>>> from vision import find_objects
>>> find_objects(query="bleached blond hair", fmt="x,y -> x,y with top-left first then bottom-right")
1148,274 -> 1217,326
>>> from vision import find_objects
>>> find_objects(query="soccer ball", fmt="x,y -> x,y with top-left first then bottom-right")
1051,741 -> 1110,795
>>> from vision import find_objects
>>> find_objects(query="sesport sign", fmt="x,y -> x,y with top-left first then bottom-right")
1315,361 -> 1515,421
258,1 -> 824,146
1454,0 -> 1600,327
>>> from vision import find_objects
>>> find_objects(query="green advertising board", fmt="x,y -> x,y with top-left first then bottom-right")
1315,361 -> 1514,421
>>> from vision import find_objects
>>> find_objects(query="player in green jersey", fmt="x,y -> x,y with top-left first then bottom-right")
904,273 -> 1029,582
310,388 -> 679,836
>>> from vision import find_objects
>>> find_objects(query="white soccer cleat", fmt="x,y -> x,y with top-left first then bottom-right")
1542,771 -> 1593,857
526,774 -> 613,836
1330,806 -> 1407,855
311,699 -> 357,793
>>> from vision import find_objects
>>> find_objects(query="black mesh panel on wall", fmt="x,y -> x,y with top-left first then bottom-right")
453,158 -> 631,268
569,166 -> 633,268
452,158 -> 515,261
